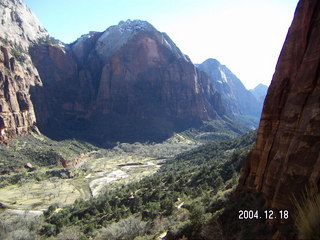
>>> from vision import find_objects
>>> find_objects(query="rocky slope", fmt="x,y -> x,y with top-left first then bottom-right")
236,0 -> 319,237
30,20 -> 225,144
197,58 -> 262,118
0,0 -> 47,142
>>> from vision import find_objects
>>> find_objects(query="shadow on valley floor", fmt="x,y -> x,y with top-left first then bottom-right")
36,114 -> 258,148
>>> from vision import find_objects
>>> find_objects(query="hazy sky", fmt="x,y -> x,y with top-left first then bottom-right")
25,0 -> 299,89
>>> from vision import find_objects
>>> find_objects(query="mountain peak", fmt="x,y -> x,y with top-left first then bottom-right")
202,58 -> 221,65
95,19 -> 189,63
253,83 -> 268,89
117,19 -> 156,33
0,0 -> 47,49
199,58 -> 229,71
249,83 -> 268,102
95,19 -> 158,62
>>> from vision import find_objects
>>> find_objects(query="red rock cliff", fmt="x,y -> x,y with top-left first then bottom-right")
30,21 -> 225,143
239,0 -> 320,211
0,43 -> 42,142
0,0 -> 47,142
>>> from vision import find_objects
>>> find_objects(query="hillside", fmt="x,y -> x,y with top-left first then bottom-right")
0,131 -> 254,239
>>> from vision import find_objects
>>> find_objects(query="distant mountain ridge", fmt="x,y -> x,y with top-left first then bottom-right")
250,83 -> 268,98
197,58 -> 263,118
249,83 -> 268,106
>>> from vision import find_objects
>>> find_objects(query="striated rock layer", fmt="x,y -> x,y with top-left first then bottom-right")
30,20 -> 225,144
0,0 -> 46,142
238,0 -> 320,213
0,43 -> 41,142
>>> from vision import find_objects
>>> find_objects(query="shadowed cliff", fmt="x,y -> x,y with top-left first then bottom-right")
220,0 -> 320,238
239,0 -> 320,211
30,20 -> 226,144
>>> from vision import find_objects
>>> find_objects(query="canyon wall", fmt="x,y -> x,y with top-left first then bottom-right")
238,0 -> 320,213
0,0 -> 47,142
30,20 -> 226,144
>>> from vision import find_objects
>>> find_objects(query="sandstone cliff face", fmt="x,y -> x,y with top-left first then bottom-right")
30,20 -> 225,143
0,43 -> 42,142
238,0 -> 320,212
0,0 -> 46,142
198,58 -> 262,118
0,0 -> 47,50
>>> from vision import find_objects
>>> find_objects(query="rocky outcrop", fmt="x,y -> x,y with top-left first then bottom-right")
0,0 -> 47,50
197,58 -> 262,118
0,0 -> 46,142
0,43 -> 41,142
238,0 -> 320,221
30,20 -> 225,143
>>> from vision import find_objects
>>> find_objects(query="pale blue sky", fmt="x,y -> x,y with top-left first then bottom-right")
24,0 -> 299,89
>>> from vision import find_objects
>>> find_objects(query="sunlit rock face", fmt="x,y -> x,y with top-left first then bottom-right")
238,0 -> 320,216
198,58 -> 262,118
0,0 -> 47,50
0,0 -> 47,142
30,20 -> 225,144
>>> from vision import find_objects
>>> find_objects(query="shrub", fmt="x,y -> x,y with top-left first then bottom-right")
39,223 -> 57,236
0,212 -> 43,240
37,36 -> 61,45
55,226 -> 83,240
294,193 -> 320,239
96,216 -> 148,240
189,203 -> 205,228
10,47 -> 26,62
5,229 -> 38,240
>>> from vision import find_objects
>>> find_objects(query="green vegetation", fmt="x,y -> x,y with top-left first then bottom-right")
208,190 -> 277,240
232,114 -> 260,130
10,46 -> 27,63
0,121 -> 257,239
0,131 -> 201,214
0,212 -> 43,240
0,37 -> 27,63
0,133 -> 97,175
183,116 -> 254,142
37,36 -> 62,45
37,131 -> 256,239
